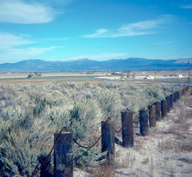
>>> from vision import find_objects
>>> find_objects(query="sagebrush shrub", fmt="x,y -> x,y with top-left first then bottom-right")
0,81 -> 179,176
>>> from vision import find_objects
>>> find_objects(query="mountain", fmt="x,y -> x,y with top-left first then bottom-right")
0,58 -> 191,72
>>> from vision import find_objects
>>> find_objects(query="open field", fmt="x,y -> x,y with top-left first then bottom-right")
0,73 -> 101,84
0,71 -> 190,85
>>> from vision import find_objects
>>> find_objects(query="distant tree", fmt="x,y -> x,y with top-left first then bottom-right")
132,72 -> 135,79
28,74 -> 32,78
87,71 -> 94,74
121,71 -> 125,78
127,70 -> 131,78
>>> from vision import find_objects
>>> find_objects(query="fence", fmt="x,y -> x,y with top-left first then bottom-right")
30,85 -> 190,177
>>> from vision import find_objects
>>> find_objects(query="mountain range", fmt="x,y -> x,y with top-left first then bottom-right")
0,58 -> 191,72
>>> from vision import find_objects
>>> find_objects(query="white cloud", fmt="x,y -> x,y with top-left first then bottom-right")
0,47 -> 51,59
83,29 -> 109,38
181,4 -> 192,9
0,46 -> 61,63
70,52 -> 129,61
0,32 -> 62,63
83,16 -> 171,38
0,32 -> 35,50
0,0 -> 56,24
112,20 -> 159,37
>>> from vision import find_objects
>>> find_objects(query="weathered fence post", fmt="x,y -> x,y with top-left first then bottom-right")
121,110 -> 134,147
176,91 -> 179,101
170,94 -> 173,108
149,105 -> 156,127
54,132 -> 73,177
187,85 -> 190,91
155,102 -> 161,121
175,92 -> 177,101
101,119 -> 115,166
174,92 -> 177,102
183,87 -> 186,95
179,90 -> 182,98
166,96 -> 170,113
140,110 -> 149,136
161,99 -> 167,118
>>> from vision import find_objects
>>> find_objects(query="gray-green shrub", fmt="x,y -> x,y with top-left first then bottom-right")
0,82 -> 183,176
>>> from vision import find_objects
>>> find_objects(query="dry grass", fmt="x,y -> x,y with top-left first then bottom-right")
92,164 -> 115,177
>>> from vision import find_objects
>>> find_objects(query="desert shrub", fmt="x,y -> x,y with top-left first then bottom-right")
73,146 -> 101,168
44,104 -> 72,131
69,98 -> 103,167
122,94 -> 148,118
94,87 -> 121,122
0,81 -> 178,176
144,85 -> 165,105
0,118 -> 56,177
69,98 -> 102,141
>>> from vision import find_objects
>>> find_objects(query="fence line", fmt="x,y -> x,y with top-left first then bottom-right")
30,117 -> 111,177
30,126 -> 66,177
72,116 -> 111,149
30,84 -> 190,177
115,109 -> 128,133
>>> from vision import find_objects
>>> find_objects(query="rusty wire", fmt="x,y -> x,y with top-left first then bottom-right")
71,116 -> 111,149
115,115 -> 125,134
30,117 -> 110,176
115,109 -> 130,134
30,126 -> 66,177
19,87 -> 190,176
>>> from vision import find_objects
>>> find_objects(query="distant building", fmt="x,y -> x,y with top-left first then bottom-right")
144,75 -> 154,80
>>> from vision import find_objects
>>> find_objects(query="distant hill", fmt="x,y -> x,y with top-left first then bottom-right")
0,58 -> 191,72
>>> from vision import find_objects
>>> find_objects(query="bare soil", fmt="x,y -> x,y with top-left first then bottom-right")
74,89 -> 192,177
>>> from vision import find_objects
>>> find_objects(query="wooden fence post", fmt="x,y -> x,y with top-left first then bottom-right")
179,90 -> 182,98
176,91 -> 179,100
174,92 -> 177,101
54,132 -> 73,177
149,105 -> 156,127
161,99 -> 167,118
101,120 -> 115,166
155,102 -> 161,121
173,92 -> 177,102
170,94 -> 173,108
166,96 -> 170,113
140,110 -> 149,136
187,85 -> 190,91
184,87 -> 186,95
121,110 -> 134,147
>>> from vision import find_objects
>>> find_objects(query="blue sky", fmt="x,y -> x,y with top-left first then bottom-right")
0,0 -> 192,63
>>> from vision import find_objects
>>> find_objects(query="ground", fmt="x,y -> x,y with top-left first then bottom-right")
74,88 -> 192,177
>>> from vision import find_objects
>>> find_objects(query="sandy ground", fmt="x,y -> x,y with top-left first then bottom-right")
74,90 -> 192,177
0,72 -> 105,79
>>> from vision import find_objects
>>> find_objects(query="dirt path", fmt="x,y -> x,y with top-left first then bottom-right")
115,92 -> 192,177
73,90 -> 192,177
